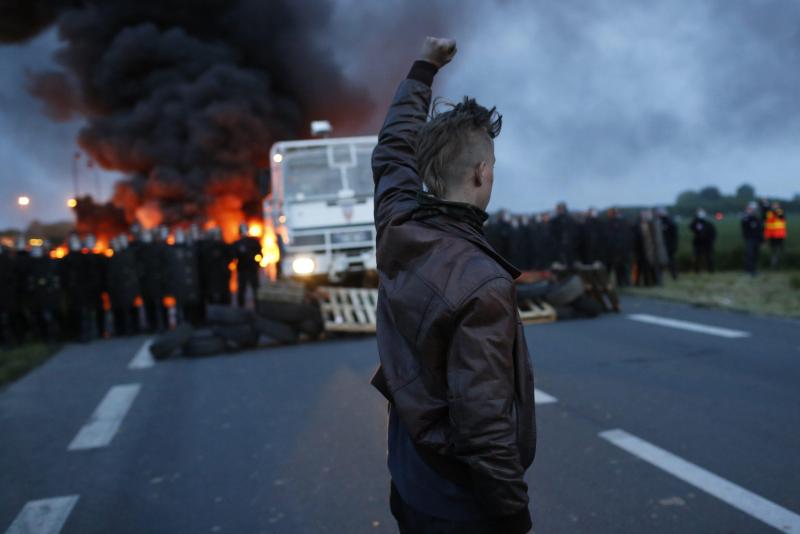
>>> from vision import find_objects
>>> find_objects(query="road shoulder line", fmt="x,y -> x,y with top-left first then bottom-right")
600,428 -> 800,533
628,313 -> 750,338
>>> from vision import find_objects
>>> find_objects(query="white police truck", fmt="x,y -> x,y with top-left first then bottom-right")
266,123 -> 378,283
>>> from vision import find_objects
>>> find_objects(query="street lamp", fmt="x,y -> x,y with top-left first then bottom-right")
17,196 -> 30,207
67,198 -> 77,208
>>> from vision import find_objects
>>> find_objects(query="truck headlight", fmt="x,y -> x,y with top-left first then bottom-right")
291,256 -> 316,275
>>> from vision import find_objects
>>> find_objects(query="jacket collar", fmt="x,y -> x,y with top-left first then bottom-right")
411,191 -> 521,279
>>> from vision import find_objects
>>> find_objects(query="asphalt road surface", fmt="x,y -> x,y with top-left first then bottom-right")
2,296 -> 799,533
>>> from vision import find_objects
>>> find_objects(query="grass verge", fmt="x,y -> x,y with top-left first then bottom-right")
0,343 -> 59,388
621,271 -> 800,318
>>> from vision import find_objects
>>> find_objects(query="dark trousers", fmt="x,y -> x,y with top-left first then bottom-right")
744,239 -> 761,275
237,269 -> 259,307
390,483 -> 531,534
143,297 -> 165,332
769,239 -> 784,269
693,244 -> 715,273
666,254 -> 678,281
611,260 -> 630,287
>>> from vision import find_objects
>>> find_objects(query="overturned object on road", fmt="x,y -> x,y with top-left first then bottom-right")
551,262 -> 620,313
148,297 -> 323,359
514,264 -> 619,320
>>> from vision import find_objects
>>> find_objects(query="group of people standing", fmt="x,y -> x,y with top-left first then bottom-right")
483,198 -> 791,287
0,224 -> 262,347
741,199 -> 788,275
483,202 -> 681,288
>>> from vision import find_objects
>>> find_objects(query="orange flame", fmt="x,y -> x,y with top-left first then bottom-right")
247,221 -> 263,238
228,259 -> 238,295
50,246 -> 68,259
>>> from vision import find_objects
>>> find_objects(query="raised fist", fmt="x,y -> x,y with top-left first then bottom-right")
420,36 -> 457,69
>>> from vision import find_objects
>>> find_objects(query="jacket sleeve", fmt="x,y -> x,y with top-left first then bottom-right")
372,62 -> 436,239
447,276 -> 531,521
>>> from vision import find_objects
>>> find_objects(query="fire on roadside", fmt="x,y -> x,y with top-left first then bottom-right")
49,246 -> 68,259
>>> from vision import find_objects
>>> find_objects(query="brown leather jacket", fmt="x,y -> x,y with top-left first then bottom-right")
371,70 -> 536,519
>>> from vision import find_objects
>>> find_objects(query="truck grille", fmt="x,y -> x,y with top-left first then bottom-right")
331,230 -> 372,244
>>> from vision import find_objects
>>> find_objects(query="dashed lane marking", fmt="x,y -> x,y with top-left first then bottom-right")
128,338 -> 154,369
68,384 -> 141,451
534,389 -> 557,404
628,313 -> 750,339
600,429 -> 800,533
5,495 -> 79,534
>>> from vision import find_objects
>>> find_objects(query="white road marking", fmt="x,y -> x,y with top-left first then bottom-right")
6,495 -> 79,534
128,338 -> 154,369
600,429 -> 800,533
628,313 -> 750,339
68,384 -> 141,451
534,389 -> 557,404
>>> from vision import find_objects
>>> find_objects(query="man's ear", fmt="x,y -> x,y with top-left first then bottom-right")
474,161 -> 487,187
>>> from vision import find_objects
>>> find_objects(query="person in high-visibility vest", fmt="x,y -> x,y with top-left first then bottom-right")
763,201 -> 787,269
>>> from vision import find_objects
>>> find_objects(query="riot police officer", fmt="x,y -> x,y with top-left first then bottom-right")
233,223 -> 261,307
199,227 -> 233,306
550,202 -> 581,266
741,202 -> 763,276
689,208 -> 716,273
0,244 -> 16,346
133,229 -> 167,331
27,242 -> 61,342
656,207 -> 679,280
12,237 -> 33,341
164,228 -> 202,324
59,234 -> 95,341
84,234 -> 109,337
107,235 -> 141,335
580,208 -> 606,265
605,208 -> 634,287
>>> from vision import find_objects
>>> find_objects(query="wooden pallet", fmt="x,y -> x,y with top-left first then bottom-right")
319,286 -> 557,333
518,298 -> 557,324
319,287 -> 379,333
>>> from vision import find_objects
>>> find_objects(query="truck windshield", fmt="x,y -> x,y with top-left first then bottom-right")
283,142 -> 374,201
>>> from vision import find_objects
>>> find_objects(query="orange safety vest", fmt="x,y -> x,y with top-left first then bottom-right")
764,210 -> 787,240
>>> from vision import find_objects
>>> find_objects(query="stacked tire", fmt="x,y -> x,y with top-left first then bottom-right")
148,300 -> 324,360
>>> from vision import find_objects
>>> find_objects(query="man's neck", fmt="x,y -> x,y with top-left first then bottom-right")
442,191 -> 480,210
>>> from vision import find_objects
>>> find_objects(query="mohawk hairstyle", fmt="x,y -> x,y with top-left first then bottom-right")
416,97 -> 502,198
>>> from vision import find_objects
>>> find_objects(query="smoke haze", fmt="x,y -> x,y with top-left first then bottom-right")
0,0 -> 798,229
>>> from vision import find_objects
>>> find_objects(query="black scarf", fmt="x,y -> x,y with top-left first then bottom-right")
411,191 -> 489,233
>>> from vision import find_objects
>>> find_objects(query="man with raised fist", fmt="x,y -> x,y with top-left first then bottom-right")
370,37 -> 536,533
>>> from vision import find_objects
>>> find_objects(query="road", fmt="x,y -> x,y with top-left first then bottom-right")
1,296 -> 799,533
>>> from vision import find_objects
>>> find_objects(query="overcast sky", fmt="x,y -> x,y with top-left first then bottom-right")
1,0 -> 798,229
0,29 -> 119,229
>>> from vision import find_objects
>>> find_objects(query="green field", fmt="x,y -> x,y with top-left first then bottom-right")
0,343 -> 58,388
623,271 -> 800,318
673,213 -> 798,271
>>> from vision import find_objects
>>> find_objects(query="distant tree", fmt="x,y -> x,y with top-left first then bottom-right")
736,184 -> 755,200
699,186 -> 722,201
676,190 -> 700,206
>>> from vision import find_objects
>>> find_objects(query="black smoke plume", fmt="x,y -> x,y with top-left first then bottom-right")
4,0 -> 436,237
